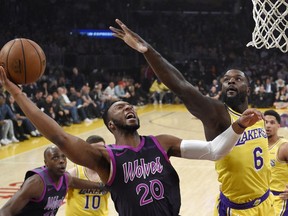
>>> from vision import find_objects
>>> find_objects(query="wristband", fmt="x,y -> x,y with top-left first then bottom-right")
237,121 -> 247,129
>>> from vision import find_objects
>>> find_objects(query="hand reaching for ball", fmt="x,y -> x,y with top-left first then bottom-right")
0,38 -> 46,84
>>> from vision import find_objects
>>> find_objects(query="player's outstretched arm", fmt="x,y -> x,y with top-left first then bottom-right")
158,108 -> 262,160
0,66 -> 109,177
110,19 -> 223,122
0,175 -> 43,216
67,173 -> 106,191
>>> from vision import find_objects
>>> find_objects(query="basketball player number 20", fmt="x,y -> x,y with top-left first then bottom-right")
84,195 -> 101,210
136,179 -> 164,206
253,147 -> 264,170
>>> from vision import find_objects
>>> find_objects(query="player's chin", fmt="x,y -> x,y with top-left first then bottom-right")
57,168 -> 66,175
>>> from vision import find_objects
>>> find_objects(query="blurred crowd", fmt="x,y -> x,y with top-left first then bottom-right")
0,0 -> 287,146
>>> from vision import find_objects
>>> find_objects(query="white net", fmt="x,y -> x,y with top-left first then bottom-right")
247,0 -> 288,53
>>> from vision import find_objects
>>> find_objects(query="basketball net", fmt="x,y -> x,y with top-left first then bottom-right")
246,0 -> 288,53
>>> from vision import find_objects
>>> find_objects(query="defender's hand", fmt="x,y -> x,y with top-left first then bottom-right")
109,19 -> 148,53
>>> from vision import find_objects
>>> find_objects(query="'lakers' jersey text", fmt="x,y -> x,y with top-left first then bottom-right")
215,106 -> 271,203
66,165 -> 109,216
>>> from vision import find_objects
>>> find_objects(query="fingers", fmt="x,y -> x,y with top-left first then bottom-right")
279,192 -> 288,200
115,19 -> 127,30
243,108 -> 263,120
109,27 -> 124,36
0,66 -> 6,81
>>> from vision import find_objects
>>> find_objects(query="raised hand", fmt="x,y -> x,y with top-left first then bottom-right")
0,66 -> 19,94
237,108 -> 263,128
109,19 -> 148,53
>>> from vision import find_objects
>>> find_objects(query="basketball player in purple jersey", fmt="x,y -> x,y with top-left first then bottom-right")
109,19 -> 274,215
0,145 -> 105,216
0,66 -> 262,216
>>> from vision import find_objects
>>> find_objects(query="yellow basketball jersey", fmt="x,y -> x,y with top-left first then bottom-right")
215,106 -> 271,203
65,165 -> 110,216
269,137 -> 288,192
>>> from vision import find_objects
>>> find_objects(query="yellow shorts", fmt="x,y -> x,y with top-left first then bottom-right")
213,193 -> 275,216
273,194 -> 288,216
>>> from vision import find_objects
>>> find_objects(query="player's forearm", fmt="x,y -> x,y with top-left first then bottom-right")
180,125 -> 242,161
0,209 -> 11,216
143,45 -> 189,94
0,201 -> 23,216
11,92 -> 67,145
70,177 -> 106,190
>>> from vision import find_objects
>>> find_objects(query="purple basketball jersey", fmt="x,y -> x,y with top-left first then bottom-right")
106,136 -> 180,216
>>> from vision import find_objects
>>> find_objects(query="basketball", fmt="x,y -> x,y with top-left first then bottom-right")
0,38 -> 46,84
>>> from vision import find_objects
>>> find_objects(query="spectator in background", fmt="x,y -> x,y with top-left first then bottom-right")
70,67 -> 86,91
69,87 -> 92,123
274,87 -> 288,109
81,85 -> 101,119
149,79 -> 169,104
38,93 -> 71,127
195,80 -> 208,95
39,81 -> 49,98
90,82 -> 106,112
33,90 -> 45,106
7,95 -> 40,139
22,83 -> 38,100
210,79 -> 221,93
0,94 -> 19,145
264,77 -> 276,107
134,82 -> 149,105
275,78 -> 285,91
207,86 -> 221,100
57,87 -> 81,124
254,85 -> 269,108
103,82 -> 119,107
114,81 -> 131,102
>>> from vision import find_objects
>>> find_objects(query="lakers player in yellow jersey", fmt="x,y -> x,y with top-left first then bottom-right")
66,135 -> 110,216
110,19 -> 275,215
213,106 -> 272,215
265,110 -> 288,215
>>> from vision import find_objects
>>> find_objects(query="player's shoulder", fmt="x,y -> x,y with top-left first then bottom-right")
22,174 -> 44,195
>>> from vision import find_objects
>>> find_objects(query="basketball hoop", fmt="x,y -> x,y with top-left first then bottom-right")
247,0 -> 288,53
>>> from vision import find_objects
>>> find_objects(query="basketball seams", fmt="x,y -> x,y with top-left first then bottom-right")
0,38 -> 46,84
19,39 -> 27,84
26,39 -> 42,82
5,40 -> 16,80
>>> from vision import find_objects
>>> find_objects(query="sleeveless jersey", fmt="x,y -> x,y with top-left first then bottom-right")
106,135 -> 180,216
215,106 -> 271,203
17,166 -> 68,216
65,165 -> 110,216
269,137 -> 288,192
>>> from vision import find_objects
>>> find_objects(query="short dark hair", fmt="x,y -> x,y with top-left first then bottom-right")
86,135 -> 105,144
264,110 -> 281,124
102,101 -> 119,130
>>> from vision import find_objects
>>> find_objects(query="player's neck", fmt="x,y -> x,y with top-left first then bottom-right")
115,133 -> 141,147
268,135 -> 280,146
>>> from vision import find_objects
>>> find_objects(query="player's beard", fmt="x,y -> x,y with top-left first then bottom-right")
113,118 -> 140,133
222,91 -> 246,109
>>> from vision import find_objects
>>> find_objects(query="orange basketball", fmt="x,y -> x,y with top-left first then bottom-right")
0,38 -> 46,84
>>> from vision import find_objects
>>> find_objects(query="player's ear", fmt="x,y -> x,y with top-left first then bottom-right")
108,120 -> 115,131
44,160 -> 48,168
247,86 -> 251,96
